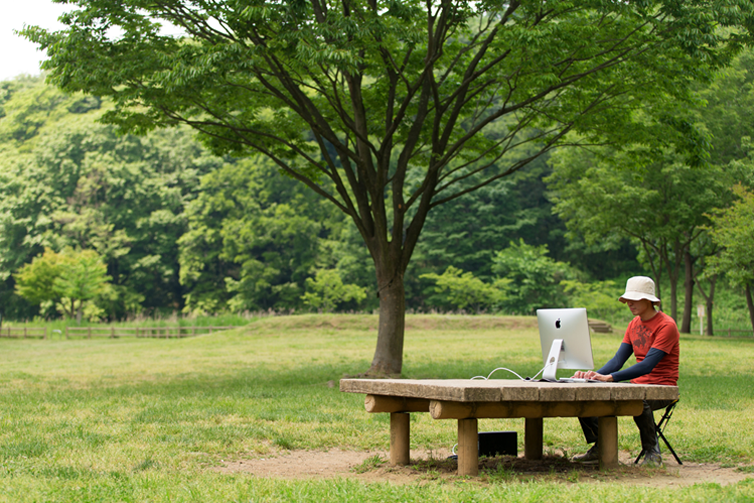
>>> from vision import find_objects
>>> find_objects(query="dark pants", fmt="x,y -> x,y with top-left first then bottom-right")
578,399 -> 674,454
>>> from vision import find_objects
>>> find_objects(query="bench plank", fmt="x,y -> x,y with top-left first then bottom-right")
341,379 -> 678,402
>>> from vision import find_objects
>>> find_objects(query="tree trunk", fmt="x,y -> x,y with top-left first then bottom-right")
666,264 -> 679,321
746,283 -> 754,336
681,250 -> 694,333
706,283 -> 715,336
696,273 -> 717,336
369,271 -> 406,376
642,240 -> 663,303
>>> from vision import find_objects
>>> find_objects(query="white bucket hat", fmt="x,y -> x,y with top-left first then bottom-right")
619,276 -> 660,304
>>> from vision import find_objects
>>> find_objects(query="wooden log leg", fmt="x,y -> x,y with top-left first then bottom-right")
457,418 -> 479,476
597,416 -> 619,470
389,412 -> 410,466
524,417 -> 543,460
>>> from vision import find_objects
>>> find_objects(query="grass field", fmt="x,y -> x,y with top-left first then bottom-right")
1,314 -> 753,502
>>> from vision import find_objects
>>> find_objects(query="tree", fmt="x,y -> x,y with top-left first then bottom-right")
26,0 -> 754,374
54,249 -> 113,323
179,155 -> 344,314
691,47 -> 754,333
301,268 -> 367,313
546,143 -> 734,331
0,77 -> 219,319
15,247 -> 111,323
548,47 -> 754,333
13,248 -> 65,309
707,184 -> 754,333
559,279 -> 625,325
491,240 -> 575,315
420,266 -> 509,313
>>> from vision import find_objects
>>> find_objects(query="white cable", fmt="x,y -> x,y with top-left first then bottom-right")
470,365 -> 547,381
471,367 -> 525,380
457,365 -> 543,457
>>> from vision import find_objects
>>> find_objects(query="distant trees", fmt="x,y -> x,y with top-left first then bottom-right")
491,240 -> 575,315
560,279 -> 624,325
546,47 -> 754,333
26,0 -> 754,374
546,144 -> 733,331
301,269 -> 367,313
421,266 -> 509,314
15,248 -> 111,323
178,155 -> 346,314
3,41 -> 754,340
0,78 -> 219,319
707,185 -> 754,333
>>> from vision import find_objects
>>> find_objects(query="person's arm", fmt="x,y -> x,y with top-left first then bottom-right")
609,347 -> 667,382
573,342 -> 632,380
596,342 -> 633,375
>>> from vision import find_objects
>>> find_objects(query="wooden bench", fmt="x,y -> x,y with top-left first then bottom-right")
341,378 -> 678,475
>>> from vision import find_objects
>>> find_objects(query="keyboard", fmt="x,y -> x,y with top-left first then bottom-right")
556,378 -> 602,383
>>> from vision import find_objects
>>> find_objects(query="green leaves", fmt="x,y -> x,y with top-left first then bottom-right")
13,0 -> 754,371
0,77 -> 220,318
13,248 -> 64,306
29,0 -> 751,199
560,279 -> 624,323
491,240 -> 576,315
707,184 -> 754,287
14,247 -> 111,322
24,2 -> 754,288
179,155 -> 346,314
420,266 -> 509,313
301,268 -> 367,313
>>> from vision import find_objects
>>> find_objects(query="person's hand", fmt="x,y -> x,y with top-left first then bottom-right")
571,371 -> 614,382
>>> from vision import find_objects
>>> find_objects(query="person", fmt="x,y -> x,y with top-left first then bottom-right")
571,276 -> 680,467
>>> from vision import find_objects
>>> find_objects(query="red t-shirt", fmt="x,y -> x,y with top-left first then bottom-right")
622,310 -> 680,386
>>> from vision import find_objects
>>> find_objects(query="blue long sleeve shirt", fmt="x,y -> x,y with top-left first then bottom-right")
597,342 -> 667,382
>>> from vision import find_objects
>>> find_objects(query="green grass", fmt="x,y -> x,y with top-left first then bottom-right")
1,314 -> 753,502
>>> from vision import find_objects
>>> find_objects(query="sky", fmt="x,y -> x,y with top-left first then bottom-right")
1,0 -> 188,82
1,0 -> 73,82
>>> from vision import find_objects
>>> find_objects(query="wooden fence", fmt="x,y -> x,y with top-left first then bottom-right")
0,326 -> 237,339
65,326 -> 237,338
0,327 -> 48,339
707,328 -> 754,337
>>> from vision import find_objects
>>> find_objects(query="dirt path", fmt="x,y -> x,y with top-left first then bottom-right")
217,448 -> 753,487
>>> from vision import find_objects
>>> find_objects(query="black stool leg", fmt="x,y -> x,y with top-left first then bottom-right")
658,429 -> 683,465
635,401 -> 682,465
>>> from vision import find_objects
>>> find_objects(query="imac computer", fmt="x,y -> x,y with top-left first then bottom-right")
536,308 -> 594,381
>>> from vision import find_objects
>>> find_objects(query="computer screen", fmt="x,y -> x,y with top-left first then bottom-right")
536,308 -> 594,381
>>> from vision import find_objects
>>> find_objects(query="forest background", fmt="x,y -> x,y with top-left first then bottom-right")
1,48 -> 754,334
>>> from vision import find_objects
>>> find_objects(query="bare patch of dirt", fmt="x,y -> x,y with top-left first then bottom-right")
215,448 -> 753,488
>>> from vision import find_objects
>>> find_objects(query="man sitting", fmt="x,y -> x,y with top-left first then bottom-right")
571,276 -> 680,467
